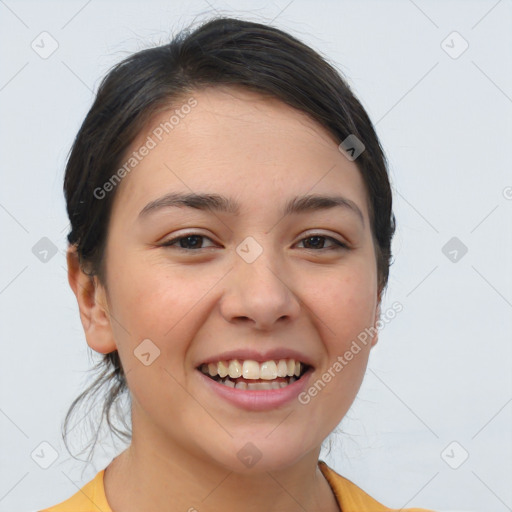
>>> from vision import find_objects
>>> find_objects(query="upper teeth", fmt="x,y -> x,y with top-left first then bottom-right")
200,359 -> 303,380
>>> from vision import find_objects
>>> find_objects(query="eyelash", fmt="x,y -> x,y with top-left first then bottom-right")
159,233 -> 349,252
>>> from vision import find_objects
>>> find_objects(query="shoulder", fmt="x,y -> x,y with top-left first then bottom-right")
38,462 -> 435,512
318,460 -> 436,512
38,469 -> 111,512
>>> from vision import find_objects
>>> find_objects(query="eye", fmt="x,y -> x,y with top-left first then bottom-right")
159,232 -> 349,252
160,233 -> 216,250
295,234 -> 349,251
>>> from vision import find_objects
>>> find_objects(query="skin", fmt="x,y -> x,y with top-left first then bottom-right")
67,86 -> 382,512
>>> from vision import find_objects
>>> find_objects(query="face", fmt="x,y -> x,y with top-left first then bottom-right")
78,86 -> 381,474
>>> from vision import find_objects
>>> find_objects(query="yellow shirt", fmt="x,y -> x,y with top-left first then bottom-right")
39,460 -> 434,511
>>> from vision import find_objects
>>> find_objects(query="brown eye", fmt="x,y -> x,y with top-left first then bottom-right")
297,235 -> 348,251
160,233 -> 216,250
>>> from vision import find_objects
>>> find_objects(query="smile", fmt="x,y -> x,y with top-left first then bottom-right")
199,358 -> 310,391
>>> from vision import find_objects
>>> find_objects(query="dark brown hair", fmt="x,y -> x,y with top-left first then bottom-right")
62,15 -> 396,461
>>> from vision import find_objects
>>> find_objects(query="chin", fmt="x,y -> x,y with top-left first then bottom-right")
205,432 -> 317,475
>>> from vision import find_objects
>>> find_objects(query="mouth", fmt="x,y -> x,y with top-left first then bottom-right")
197,358 -> 312,391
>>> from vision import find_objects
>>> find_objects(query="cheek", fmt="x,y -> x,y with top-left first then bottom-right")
316,260 -> 377,407
105,263 -> 197,418
106,257 -> 223,376
107,256 -> 192,337
307,258 -> 377,344
299,266 -> 375,423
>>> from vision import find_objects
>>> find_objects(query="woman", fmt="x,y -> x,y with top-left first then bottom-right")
39,16 -> 433,512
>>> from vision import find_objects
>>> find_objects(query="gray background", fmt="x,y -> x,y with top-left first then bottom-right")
0,1 -> 511,511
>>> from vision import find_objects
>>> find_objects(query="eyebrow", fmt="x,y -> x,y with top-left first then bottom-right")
138,192 -> 365,226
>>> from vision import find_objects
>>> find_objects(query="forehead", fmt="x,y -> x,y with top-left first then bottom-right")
110,86 -> 369,223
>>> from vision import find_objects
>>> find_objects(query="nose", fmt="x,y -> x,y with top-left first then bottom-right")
219,247 -> 301,331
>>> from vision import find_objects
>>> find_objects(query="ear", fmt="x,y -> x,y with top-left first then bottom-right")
66,246 -> 117,354
370,301 -> 381,348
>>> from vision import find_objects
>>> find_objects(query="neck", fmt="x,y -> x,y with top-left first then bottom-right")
103,416 -> 339,512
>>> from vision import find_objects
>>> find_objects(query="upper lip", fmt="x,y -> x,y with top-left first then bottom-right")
197,348 -> 315,368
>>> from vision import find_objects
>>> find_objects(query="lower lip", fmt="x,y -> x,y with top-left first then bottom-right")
198,369 -> 313,411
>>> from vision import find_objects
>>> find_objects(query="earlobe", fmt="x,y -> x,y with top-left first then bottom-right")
66,246 -> 117,355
